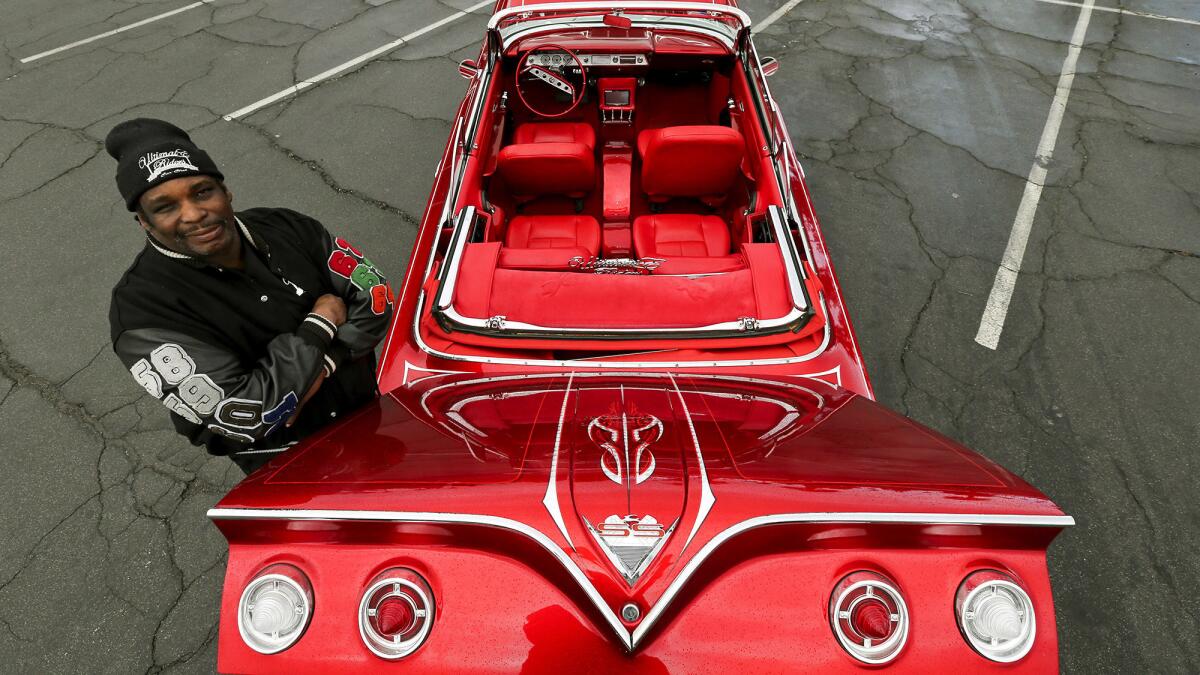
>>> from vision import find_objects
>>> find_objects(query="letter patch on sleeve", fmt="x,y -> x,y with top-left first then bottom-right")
150,344 -> 195,385
130,359 -> 163,398
261,391 -> 299,435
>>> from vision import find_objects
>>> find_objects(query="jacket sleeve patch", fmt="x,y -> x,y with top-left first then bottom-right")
369,283 -> 395,315
262,391 -> 299,435
215,398 -> 263,430
177,374 -> 224,416
130,359 -> 163,398
150,344 -> 195,385
162,393 -> 202,424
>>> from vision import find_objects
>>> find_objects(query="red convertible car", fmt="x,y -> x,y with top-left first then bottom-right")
209,1 -> 1074,672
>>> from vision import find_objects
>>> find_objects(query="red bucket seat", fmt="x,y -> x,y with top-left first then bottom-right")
634,126 -> 744,261
498,122 -> 600,260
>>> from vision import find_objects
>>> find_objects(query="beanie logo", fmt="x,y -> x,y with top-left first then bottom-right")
138,149 -> 198,183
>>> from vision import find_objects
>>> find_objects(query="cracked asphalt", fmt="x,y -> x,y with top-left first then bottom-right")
0,0 -> 1196,672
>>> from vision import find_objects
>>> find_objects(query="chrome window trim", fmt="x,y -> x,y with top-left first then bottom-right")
489,1 -> 751,31
431,204 -> 811,338
208,507 -> 1074,650
415,290 -> 833,368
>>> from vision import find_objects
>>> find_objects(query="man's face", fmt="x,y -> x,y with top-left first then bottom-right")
137,175 -> 236,259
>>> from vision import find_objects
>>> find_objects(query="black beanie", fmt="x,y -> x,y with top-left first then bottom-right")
104,118 -> 224,211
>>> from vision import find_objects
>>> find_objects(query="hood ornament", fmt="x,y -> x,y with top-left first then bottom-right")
587,515 -> 676,585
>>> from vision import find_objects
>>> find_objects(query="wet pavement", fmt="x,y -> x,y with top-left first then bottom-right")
0,0 -> 1196,672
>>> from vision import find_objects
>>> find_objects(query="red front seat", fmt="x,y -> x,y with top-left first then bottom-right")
637,126 -> 743,204
497,122 -> 600,263
633,126 -> 744,262
497,122 -> 596,202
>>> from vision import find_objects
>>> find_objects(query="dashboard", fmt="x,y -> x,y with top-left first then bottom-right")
525,53 -> 648,67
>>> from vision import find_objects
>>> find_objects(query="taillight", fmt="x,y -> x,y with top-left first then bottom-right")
829,571 -> 909,664
956,570 -> 1036,662
237,563 -> 313,654
358,568 -> 435,659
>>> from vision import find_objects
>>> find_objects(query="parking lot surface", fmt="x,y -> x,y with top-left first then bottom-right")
0,0 -> 1196,672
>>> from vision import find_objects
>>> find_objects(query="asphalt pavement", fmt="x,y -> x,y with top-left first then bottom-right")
0,0 -> 1197,672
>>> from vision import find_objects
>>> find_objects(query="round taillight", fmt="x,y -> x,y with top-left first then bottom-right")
829,571 -> 909,664
359,568 -> 435,659
237,563 -> 313,654
956,570 -> 1036,662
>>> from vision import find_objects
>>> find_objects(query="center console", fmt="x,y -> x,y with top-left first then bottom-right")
597,77 -> 639,256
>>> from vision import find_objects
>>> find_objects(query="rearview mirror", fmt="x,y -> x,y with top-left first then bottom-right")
458,59 -> 480,79
603,14 -> 633,28
761,56 -> 780,77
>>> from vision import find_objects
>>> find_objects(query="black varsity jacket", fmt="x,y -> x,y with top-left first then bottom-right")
109,207 -> 395,455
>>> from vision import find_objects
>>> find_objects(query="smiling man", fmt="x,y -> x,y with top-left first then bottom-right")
106,118 -> 394,473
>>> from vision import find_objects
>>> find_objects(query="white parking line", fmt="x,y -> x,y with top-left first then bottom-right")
975,0 -> 1095,350
19,0 -> 215,64
223,0 -> 494,121
1033,0 -> 1200,27
753,0 -> 806,33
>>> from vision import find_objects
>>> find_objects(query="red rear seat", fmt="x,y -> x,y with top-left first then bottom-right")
633,214 -> 730,257
505,215 -> 600,255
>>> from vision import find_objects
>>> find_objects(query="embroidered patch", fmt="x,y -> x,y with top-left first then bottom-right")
335,237 -> 362,257
216,398 -> 263,430
328,250 -> 357,278
177,374 -> 224,416
328,238 -> 386,292
149,344 -> 195,385
261,391 -> 299,435
370,283 -> 395,315
130,359 -> 163,398
162,393 -> 202,424
139,149 -> 198,183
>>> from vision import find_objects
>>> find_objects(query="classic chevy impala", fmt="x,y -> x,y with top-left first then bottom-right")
209,1 -> 1073,672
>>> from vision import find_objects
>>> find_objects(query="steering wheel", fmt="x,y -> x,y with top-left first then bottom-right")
515,45 -> 588,118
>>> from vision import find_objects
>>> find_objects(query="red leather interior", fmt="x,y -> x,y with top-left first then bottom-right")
449,241 -> 792,330
513,122 -> 595,150
496,142 -> 595,199
638,126 -> 744,201
633,214 -> 731,257
505,215 -> 601,256
498,246 -> 591,271
651,255 -> 746,275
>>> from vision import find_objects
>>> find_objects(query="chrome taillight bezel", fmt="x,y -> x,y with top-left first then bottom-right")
237,563 -> 314,654
829,570 -> 910,664
956,570 -> 1036,662
358,568 -> 435,660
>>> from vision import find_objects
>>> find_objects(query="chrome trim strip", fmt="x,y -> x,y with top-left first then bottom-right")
543,373 -> 576,549
488,1 -> 752,31
208,508 -> 1073,649
414,290 -> 833,368
438,303 -> 808,337
669,374 -> 715,554
434,206 -> 477,311
501,19 -> 735,50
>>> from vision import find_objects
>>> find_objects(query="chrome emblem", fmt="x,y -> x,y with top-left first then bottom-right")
587,514 -> 675,585
588,412 -> 662,486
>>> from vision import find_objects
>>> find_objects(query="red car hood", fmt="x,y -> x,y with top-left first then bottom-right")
215,372 -> 1068,649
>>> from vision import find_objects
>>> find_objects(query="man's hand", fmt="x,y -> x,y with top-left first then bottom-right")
286,370 -> 326,427
312,294 -> 347,327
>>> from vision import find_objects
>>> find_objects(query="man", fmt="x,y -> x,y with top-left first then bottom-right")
106,118 -> 395,474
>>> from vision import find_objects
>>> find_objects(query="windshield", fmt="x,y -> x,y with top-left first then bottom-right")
494,5 -> 746,47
